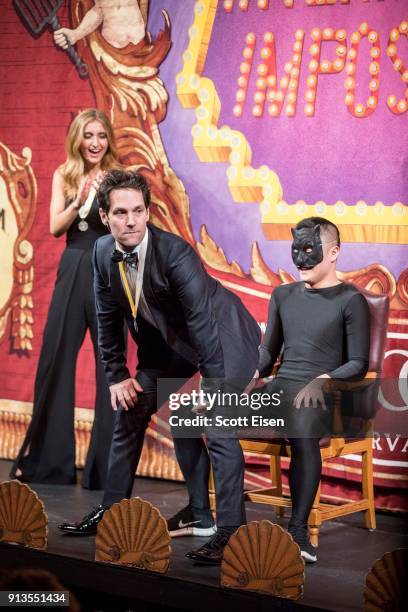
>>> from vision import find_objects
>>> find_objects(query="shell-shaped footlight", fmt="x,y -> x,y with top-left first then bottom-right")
221,521 -> 304,599
95,497 -> 171,573
0,480 -> 47,549
364,548 -> 408,612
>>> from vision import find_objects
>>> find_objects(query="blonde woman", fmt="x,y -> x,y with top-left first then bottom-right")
11,109 -> 121,489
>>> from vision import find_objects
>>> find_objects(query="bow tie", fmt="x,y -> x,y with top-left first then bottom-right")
112,249 -> 139,269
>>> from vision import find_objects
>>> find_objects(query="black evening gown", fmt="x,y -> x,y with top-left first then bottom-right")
10,198 -> 115,488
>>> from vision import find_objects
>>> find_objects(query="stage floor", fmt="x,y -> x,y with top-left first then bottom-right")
1,460 -> 407,611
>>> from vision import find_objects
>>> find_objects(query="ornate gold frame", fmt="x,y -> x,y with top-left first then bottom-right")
0,142 -> 36,351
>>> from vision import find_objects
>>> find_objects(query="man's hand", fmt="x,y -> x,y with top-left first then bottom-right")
110,378 -> 143,411
294,375 -> 330,410
54,28 -> 78,49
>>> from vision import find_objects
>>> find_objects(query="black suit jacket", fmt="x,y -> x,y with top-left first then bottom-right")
93,224 -> 261,386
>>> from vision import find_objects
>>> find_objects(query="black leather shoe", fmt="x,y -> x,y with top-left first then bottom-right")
185,530 -> 233,565
58,505 -> 108,536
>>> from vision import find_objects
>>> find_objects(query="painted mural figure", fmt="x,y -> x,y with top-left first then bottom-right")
255,217 -> 371,563
53,0 -> 147,50
10,109 -> 122,489
58,169 -> 262,566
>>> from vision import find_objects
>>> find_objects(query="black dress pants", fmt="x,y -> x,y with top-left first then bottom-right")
101,351 -> 247,527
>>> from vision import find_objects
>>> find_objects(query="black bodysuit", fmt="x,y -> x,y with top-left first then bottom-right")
257,281 -> 370,529
258,281 -> 370,382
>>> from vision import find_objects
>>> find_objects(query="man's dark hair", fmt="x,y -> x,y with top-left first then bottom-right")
98,169 -> 151,213
295,216 -> 341,247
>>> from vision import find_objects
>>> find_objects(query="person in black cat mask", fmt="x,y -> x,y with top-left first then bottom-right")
254,217 -> 370,563
291,220 -> 341,270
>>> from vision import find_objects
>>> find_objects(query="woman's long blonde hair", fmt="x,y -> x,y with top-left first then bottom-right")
60,109 -> 121,199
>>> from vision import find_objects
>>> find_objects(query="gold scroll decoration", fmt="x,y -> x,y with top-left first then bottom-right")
0,142 -> 36,351
71,0 -> 195,246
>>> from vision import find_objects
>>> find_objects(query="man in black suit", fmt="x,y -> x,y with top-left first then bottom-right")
59,170 -> 261,564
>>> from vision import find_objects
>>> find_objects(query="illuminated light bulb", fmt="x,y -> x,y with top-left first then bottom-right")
359,22 -> 369,35
345,77 -> 355,89
307,75 -> 317,88
336,30 -> 347,41
296,29 -> 305,40
287,91 -> 297,103
305,103 -> 315,116
239,0 -> 249,10
387,95 -> 397,106
397,100 -> 407,112
336,45 -> 347,57
321,60 -> 331,72
223,0 -> 234,12
309,59 -> 319,72
367,96 -> 377,108
368,31 -> 378,43
294,42 -> 303,53
400,21 -> 408,33
286,103 -> 295,116
387,45 -> 397,57
311,28 -> 321,41
252,104 -> 263,117
333,58 -> 344,71
233,104 -> 243,117
254,91 -> 265,103
236,89 -> 246,102
390,29 -> 400,42
267,90 -> 275,102
291,67 -> 300,78
393,59 -> 403,71
348,49 -> 357,60
309,43 -> 320,56
237,75 -> 248,88
284,62 -> 293,73
350,32 -> 360,44
263,32 -> 274,44
267,75 -> 277,87
284,0 -> 294,6
280,76 -> 289,88
246,32 -> 256,45
275,91 -> 284,102
243,46 -> 254,59
305,89 -> 316,102
345,93 -> 354,105
289,80 -> 298,90
369,79 -> 379,91
323,28 -> 334,40
403,70 -> 408,83
261,47 -> 271,59
346,63 -> 356,75
256,77 -> 267,89
355,103 -> 365,115
268,104 -> 279,116
257,0 -> 269,8
369,61 -> 380,75
257,63 -> 268,76
370,47 -> 380,59
240,61 -> 251,74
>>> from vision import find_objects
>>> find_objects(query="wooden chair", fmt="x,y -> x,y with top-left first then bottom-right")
210,287 -> 389,547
